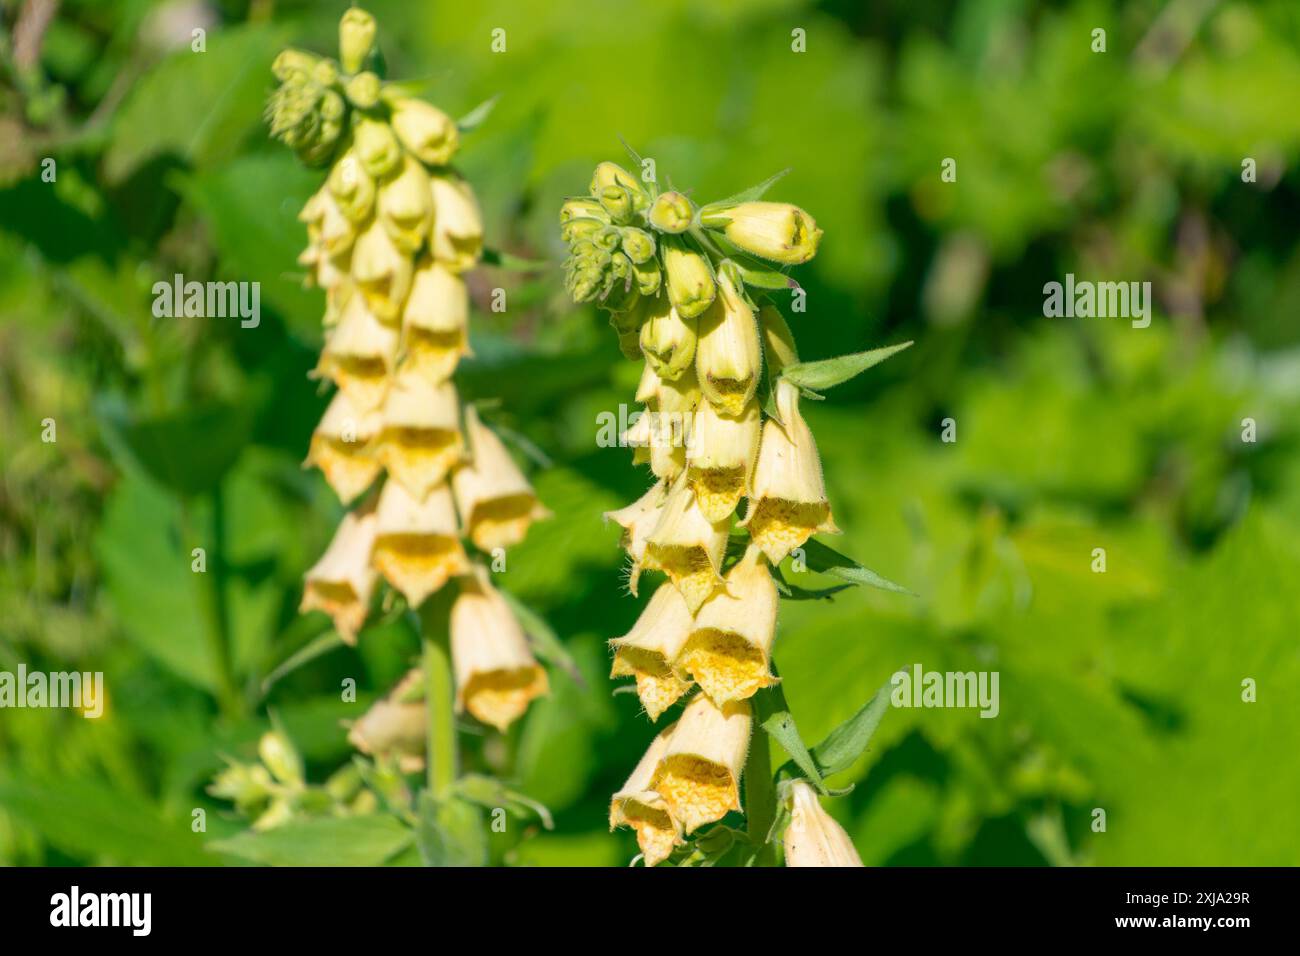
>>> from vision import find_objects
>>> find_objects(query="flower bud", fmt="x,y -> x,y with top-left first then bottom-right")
648,191 -> 693,234
351,219 -> 413,321
650,694 -> 751,834
375,371 -> 465,499
301,509 -> 379,643
620,227 -> 656,265
561,216 -> 606,244
400,256 -> 470,382
344,71 -> 381,110
633,258 -> 662,297
699,201 -> 822,265
609,582 -> 695,720
639,296 -> 698,382
339,7 -> 377,73
451,570 -> 549,731
647,366 -> 698,482
353,116 -> 403,179
560,197 -> 609,224
621,407 -> 652,469
662,235 -> 716,319
685,396 -> 760,523
589,161 -> 648,211
371,478 -> 470,606
377,154 -> 434,254
676,544 -> 778,704
782,780 -> 864,867
758,302 -> 799,375
210,761 -> 273,815
390,97 -> 459,167
740,379 -> 839,563
452,407 -> 550,551
317,289 -> 400,412
610,722 -> 684,866
695,268 -> 761,416
603,479 -> 667,596
597,184 -> 635,224
327,150 -> 377,223
429,172 -> 483,271
304,185 -> 357,259
643,474 -> 728,614
347,670 -> 428,774
258,730 -> 304,786
273,48 -> 320,83
305,390 -> 382,503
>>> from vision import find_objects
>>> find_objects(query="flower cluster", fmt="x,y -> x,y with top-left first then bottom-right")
283,9 -> 549,748
562,158 -> 861,866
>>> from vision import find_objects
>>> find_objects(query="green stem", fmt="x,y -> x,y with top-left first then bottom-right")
419,598 -> 458,796
182,491 -> 241,719
745,685 -> 780,866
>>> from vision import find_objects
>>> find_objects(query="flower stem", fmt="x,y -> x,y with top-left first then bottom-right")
745,686 -> 780,866
419,597 -> 458,796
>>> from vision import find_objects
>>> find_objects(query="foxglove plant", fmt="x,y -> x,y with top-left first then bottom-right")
212,9 -> 553,854
563,153 -> 909,866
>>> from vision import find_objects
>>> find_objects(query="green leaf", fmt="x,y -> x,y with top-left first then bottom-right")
801,538 -> 914,596
105,24 -> 288,183
500,588 -> 584,686
481,246 -> 550,271
780,341 -> 914,392
810,678 -> 894,778
211,814 -> 413,866
415,791 -> 488,866
456,774 -> 555,830
707,167 -> 792,207
760,708 -> 827,795
458,94 -> 500,133
260,632 -> 346,698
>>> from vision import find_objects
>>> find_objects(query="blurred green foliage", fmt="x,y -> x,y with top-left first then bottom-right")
2,0 -> 1298,865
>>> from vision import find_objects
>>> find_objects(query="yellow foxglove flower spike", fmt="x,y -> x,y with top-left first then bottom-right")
377,155 -> 435,255
695,268 -> 762,416
609,582 -> 696,720
452,407 -> 550,552
661,234 -> 716,319
304,185 -> 356,260
450,569 -> 549,731
699,201 -> 823,265
610,722 -> 684,866
371,479 -> 470,607
374,371 -> 465,500
429,171 -> 484,272
401,256 -> 470,383
604,479 -> 668,596
685,396 -> 761,524
782,780 -> 865,867
316,289 -> 400,412
589,161 -> 649,212
676,543 -> 779,705
647,191 -> 693,235
389,97 -> 459,167
338,7 -> 377,74
639,295 -> 698,382
301,509 -> 379,644
650,694 -> 752,834
642,474 -> 728,614
347,669 -> 427,774
741,378 -> 839,563
352,219 -> 414,322
305,390 -> 382,504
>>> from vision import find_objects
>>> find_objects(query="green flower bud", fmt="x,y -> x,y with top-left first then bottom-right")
258,730 -> 304,786
561,216 -> 606,244
560,197 -> 609,224
339,7 -> 378,74
253,797 -> 294,831
313,58 -> 340,88
621,227 -> 656,265
634,258 -> 662,296
378,154 -> 434,253
272,49 -> 320,82
324,763 -> 364,803
328,149 -> 377,222
648,191 -> 694,234
593,225 -> 623,254
353,116 -> 402,178
319,89 -> 346,123
345,71 -> 381,109
209,762 -> 274,814
640,295 -> 698,381
590,161 -> 649,210
390,98 -> 459,166
698,201 -> 822,265
598,184 -> 635,224
662,235 -> 716,319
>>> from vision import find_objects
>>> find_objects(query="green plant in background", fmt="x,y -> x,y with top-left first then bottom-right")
206,6 -> 557,863
562,156 -> 912,865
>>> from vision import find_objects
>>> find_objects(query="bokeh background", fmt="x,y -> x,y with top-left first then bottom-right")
2,0 -> 1298,865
